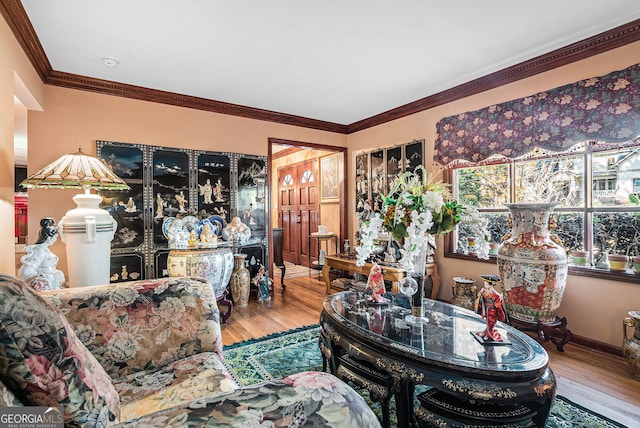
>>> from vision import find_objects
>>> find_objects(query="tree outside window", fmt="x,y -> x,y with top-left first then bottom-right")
451,142 -> 640,265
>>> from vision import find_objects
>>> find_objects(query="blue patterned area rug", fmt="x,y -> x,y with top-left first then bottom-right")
222,325 -> 627,428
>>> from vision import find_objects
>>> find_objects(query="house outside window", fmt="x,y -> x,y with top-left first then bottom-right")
451,142 -> 640,267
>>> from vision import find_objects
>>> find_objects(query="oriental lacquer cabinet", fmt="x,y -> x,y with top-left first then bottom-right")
355,139 -> 424,216
96,140 -> 269,283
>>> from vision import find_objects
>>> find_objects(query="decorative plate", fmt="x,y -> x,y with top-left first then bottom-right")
162,217 -> 175,239
181,215 -> 198,233
208,215 -> 227,237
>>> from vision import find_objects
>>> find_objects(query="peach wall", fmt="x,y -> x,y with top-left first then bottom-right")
347,41 -> 640,347
0,15 -> 45,275
27,86 -> 347,277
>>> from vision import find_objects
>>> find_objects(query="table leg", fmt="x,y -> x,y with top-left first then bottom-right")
531,397 -> 554,428
217,291 -> 233,323
391,280 -> 400,294
395,380 -> 416,428
278,264 -> 286,289
323,263 -> 331,294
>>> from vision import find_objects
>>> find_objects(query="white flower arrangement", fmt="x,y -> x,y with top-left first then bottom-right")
458,206 -> 490,260
354,214 -> 384,265
355,166 -> 464,270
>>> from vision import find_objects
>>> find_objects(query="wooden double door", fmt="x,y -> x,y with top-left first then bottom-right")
278,159 -> 319,266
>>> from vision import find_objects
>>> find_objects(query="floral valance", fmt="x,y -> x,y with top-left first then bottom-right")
434,62 -> 640,167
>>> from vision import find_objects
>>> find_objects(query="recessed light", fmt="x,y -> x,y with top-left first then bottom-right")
102,57 -> 119,68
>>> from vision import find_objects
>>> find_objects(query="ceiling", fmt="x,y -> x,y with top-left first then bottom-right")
14,1 -> 640,127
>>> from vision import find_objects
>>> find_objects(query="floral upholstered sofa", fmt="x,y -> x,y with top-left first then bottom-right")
0,274 -> 380,427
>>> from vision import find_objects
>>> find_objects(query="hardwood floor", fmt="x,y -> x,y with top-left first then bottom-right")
220,274 -> 640,426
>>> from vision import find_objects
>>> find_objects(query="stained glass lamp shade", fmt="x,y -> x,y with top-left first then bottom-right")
20,148 -> 130,287
20,148 -> 130,191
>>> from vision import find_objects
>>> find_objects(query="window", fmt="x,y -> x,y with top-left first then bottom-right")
451,142 -> 640,270
301,170 -> 314,183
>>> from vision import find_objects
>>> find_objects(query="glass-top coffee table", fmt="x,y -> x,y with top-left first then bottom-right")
319,291 -> 556,427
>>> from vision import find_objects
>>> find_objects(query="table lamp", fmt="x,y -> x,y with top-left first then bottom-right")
20,148 -> 130,287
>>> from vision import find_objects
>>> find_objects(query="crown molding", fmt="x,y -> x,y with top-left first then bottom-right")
346,18 -> 640,133
0,0 -> 51,79
2,0 -> 639,135
45,70 -> 349,133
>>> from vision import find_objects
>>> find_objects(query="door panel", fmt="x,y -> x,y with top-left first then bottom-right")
297,160 -> 317,267
277,159 -> 318,266
279,166 -> 298,263
299,210 -> 310,267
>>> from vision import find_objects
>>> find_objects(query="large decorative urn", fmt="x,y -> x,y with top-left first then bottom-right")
497,203 -> 568,324
229,253 -> 251,307
623,311 -> 640,381
59,193 -> 117,287
166,247 -> 233,299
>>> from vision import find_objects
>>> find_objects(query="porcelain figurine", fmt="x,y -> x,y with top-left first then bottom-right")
253,265 -> 272,303
222,216 -> 251,243
199,222 -> 218,247
474,274 -> 507,342
367,263 -> 387,303
18,217 -> 65,290
188,229 -> 199,247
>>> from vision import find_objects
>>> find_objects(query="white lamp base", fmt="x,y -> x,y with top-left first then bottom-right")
59,192 -> 117,287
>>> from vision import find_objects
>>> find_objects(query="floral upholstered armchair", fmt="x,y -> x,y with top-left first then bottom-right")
0,274 -> 380,427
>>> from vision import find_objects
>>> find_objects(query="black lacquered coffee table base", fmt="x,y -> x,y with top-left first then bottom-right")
417,388 -> 550,427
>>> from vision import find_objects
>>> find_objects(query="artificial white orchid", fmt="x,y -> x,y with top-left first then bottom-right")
355,166 -> 464,269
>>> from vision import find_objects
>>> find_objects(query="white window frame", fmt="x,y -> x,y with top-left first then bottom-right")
445,142 -> 640,284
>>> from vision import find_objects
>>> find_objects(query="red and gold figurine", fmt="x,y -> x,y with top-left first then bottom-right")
474,274 -> 507,342
367,263 -> 388,303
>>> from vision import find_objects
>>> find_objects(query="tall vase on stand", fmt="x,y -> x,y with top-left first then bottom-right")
497,203 -> 568,324
623,310 -> 640,381
399,236 -> 429,324
229,253 -> 250,307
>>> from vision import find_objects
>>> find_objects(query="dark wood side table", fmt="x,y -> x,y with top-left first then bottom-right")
272,227 -> 286,288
